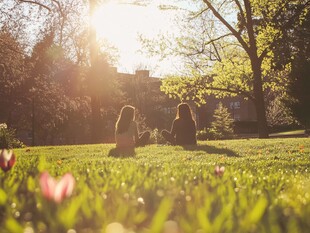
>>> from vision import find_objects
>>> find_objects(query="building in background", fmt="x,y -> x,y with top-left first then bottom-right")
111,68 -> 178,131
115,69 -> 257,134
17,68 -> 258,145
196,96 -> 257,134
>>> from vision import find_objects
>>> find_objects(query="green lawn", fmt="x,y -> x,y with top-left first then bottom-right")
270,130 -> 306,137
1,138 -> 310,233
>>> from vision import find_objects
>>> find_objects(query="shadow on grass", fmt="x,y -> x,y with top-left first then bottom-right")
108,147 -> 136,158
182,144 -> 239,157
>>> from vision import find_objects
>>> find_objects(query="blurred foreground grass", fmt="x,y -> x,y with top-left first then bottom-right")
0,138 -> 310,233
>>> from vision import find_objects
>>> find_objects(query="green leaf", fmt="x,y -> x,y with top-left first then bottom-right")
0,188 -> 7,205
59,197 -> 83,229
37,156 -> 47,172
27,176 -> 36,192
197,208 -> 211,230
149,198 -> 173,233
248,197 -> 268,223
5,218 -> 23,233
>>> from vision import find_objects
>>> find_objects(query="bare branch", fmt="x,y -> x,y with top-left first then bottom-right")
51,0 -> 65,45
234,0 -> 245,19
203,0 -> 250,55
188,8 -> 209,20
18,0 -> 51,11
243,0 -> 258,58
206,33 -> 233,46
218,0 -> 230,12
233,0 -> 246,34
51,0 -> 61,10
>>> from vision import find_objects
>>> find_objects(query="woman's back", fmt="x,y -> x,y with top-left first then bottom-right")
115,121 -> 137,148
173,118 -> 197,145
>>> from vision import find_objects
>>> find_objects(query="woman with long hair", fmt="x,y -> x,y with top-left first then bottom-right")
115,105 -> 150,150
161,103 -> 197,145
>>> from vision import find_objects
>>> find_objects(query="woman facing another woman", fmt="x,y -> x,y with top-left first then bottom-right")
114,103 -> 196,154
115,105 -> 150,151
161,103 -> 197,146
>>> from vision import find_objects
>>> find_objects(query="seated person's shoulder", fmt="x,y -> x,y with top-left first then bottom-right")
173,118 -> 181,124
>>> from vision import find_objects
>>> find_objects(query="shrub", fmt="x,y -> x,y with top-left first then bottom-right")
196,130 -> 208,140
0,123 -> 25,149
197,128 -> 222,140
149,128 -> 166,144
209,102 -> 234,140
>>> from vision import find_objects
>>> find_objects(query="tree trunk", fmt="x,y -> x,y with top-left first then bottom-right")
89,0 -> 102,143
90,95 -> 102,143
252,58 -> 269,138
32,97 -> 35,146
244,0 -> 269,138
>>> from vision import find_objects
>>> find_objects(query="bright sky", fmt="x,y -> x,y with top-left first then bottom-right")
91,0 -> 191,77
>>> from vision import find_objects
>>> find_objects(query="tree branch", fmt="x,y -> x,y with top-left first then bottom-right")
234,0 -> 246,34
203,0 -> 250,55
234,0 -> 245,20
193,75 -> 255,101
204,86 -> 255,101
51,0 -> 65,45
180,33 -> 232,58
0,38 -> 25,55
18,0 -> 51,11
243,0 -> 258,58
189,8 -> 209,20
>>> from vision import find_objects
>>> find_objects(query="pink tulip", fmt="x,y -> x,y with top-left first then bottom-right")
40,172 -> 75,203
214,165 -> 225,177
0,149 -> 16,172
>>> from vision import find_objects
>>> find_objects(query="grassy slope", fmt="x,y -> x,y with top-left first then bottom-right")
1,138 -> 310,233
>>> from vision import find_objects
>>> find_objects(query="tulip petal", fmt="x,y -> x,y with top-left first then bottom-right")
0,149 -> 16,172
214,165 -> 225,176
54,173 -> 75,203
40,172 -> 56,200
40,172 -> 75,203
2,149 -> 13,162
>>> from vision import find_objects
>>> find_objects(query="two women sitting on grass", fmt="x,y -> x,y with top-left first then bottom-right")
114,103 -> 197,153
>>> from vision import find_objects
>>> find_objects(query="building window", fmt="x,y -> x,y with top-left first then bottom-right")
234,101 -> 240,109
234,114 -> 241,121
163,107 -> 171,114
230,101 -> 240,109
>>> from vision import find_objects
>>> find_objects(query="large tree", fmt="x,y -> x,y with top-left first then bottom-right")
143,0 -> 309,138
3,0 -> 119,143
270,2 -> 310,130
285,60 -> 310,131
0,29 -> 28,127
202,0 -> 309,138
25,31 -> 69,145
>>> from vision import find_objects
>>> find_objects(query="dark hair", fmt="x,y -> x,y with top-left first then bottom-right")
116,105 -> 135,134
176,103 -> 194,121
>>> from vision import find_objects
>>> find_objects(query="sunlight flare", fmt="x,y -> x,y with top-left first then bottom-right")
90,1 -> 178,74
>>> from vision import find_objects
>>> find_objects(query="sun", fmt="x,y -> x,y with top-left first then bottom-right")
91,2 -> 150,52
90,1 -> 180,75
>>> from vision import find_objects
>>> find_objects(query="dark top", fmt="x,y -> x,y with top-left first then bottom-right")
171,118 -> 197,145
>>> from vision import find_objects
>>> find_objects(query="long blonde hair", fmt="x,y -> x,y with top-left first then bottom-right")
115,105 -> 135,134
